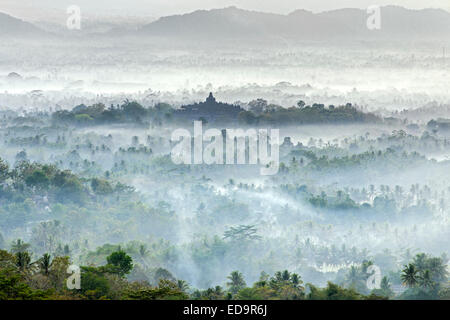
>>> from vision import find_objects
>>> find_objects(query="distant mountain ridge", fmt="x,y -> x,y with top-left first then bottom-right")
2,6 -> 450,41
139,6 -> 450,41
0,12 -> 46,37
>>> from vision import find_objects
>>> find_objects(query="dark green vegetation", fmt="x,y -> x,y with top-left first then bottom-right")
239,100 -> 380,125
52,101 -> 173,127
50,97 -> 380,127
0,245 -> 447,300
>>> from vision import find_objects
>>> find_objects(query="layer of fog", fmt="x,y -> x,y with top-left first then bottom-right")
1,38 -> 449,117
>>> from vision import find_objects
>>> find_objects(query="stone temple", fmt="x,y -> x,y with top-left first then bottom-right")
175,93 -> 243,123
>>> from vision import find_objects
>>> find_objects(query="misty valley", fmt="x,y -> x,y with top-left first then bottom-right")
0,93 -> 448,300
0,3 -> 449,302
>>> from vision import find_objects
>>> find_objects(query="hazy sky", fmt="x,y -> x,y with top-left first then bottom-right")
2,0 -> 450,21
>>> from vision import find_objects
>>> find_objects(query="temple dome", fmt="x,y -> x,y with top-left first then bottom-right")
206,92 -> 216,104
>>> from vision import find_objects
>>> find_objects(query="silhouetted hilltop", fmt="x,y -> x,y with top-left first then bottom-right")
0,12 -> 46,37
139,6 -> 450,42
175,92 -> 243,122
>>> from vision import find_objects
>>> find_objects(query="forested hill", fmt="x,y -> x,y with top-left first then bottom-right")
50,100 -> 381,126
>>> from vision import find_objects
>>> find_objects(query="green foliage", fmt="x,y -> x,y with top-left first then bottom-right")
235,287 -> 272,300
0,250 -> 17,269
52,101 -> 158,126
227,271 -> 246,295
191,286 -> 227,300
0,269 -> 53,300
371,276 -> 394,298
153,267 -> 175,284
80,266 -> 111,299
15,251 -> 34,272
263,270 -> 305,300
307,282 -> 362,300
0,245 -> 446,300
25,169 -> 50,189
0,158 -> 9,182
0,160 -> 88,205
91,178 -> 113,195
122,101 -> 147,121
176,279 -> 190,293
37,253 -> 52,276
400,253 -> 448,299
53,171 -> 85,203
234,270 -> 305,300
124,279 -> 188,300
238,103 -> 379,125
438,283 -> 450,299
106,250 -> 133,276
10,239 -> 30,253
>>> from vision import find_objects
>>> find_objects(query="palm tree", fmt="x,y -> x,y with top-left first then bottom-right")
426,257 -> 448,283
38,253 -> 52,275
413,253 -> 427,272
418,270 -> 435,289
380,276 -> 390,291
291,273 -> 300,286
177,280 -> 190,293
346,266 -> 361,288
401,264 -> 418,287
380,276 -> 394,297
281,270 -> 290,281
16,251 -> 35,272
11,239 -> 30,253
227,271 -> 246,295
